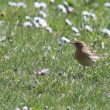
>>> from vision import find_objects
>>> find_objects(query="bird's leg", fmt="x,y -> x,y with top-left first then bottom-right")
82,66 -> 87,78
83,66 -> 86,71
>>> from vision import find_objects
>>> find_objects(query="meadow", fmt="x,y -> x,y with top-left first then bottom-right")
0,0 -> 110,110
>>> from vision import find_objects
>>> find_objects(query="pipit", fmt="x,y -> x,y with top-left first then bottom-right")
71,40 -> 101,70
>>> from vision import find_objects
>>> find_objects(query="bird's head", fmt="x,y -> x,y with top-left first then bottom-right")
71,40 -> 86,49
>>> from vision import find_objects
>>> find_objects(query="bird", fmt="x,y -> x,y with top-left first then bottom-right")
71,40 -> 102,70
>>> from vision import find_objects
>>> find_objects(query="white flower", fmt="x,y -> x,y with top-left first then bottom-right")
39,10 -> 47,18
58,4 -> 67,13
15,107 -> 20,110
23,22 -> 33,27
84,25 -> 93,32
22,106 -> 28,110
90,13 -> 97,20
72,26 -> 79,33
63,1 -> 74,13
34,17 -> 47,27
65,19 -> 72,26
67,6 -> 74,13
8,2 -> 26,8
37,68 -> 49,75
46,26 -> 53,33
34,2 -> 40,8
58,36 -> 70,46
40,2 -> 47,9
72,26 -> 80,36
8,2 -> 17,7
82,11 -> 97,20
17,2 -> 26,8
104,2 -> 110,8
33,17 -> 41,22
34,2 -> 47,9
61,36 -> 70,43
49,0 -> 55,3
63,1 -> 68,6
25,16 -> 32,20
83,16 -> 89,21
82,11 -> 90,16
32,20 -> 40,28
101,28 -> 110,37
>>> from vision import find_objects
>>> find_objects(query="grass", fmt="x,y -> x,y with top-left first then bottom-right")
0,0 -> 110,110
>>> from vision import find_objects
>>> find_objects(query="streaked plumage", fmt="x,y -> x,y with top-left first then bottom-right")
71,40 -> 101,70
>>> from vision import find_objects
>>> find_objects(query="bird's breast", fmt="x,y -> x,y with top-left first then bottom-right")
75,50 -> 86,59
75,50 -> 94,66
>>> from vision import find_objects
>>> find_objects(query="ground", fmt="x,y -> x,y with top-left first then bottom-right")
0,0 -> 110,110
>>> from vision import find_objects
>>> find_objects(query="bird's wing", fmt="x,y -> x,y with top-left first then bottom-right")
82,48 -> 100,61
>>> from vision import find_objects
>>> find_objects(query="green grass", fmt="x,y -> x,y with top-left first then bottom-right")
0,0 -> 110,110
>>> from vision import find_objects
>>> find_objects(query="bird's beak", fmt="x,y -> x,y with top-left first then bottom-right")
70,41 -> 75,44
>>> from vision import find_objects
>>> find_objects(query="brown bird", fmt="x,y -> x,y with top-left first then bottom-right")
71,40 -> 101,70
